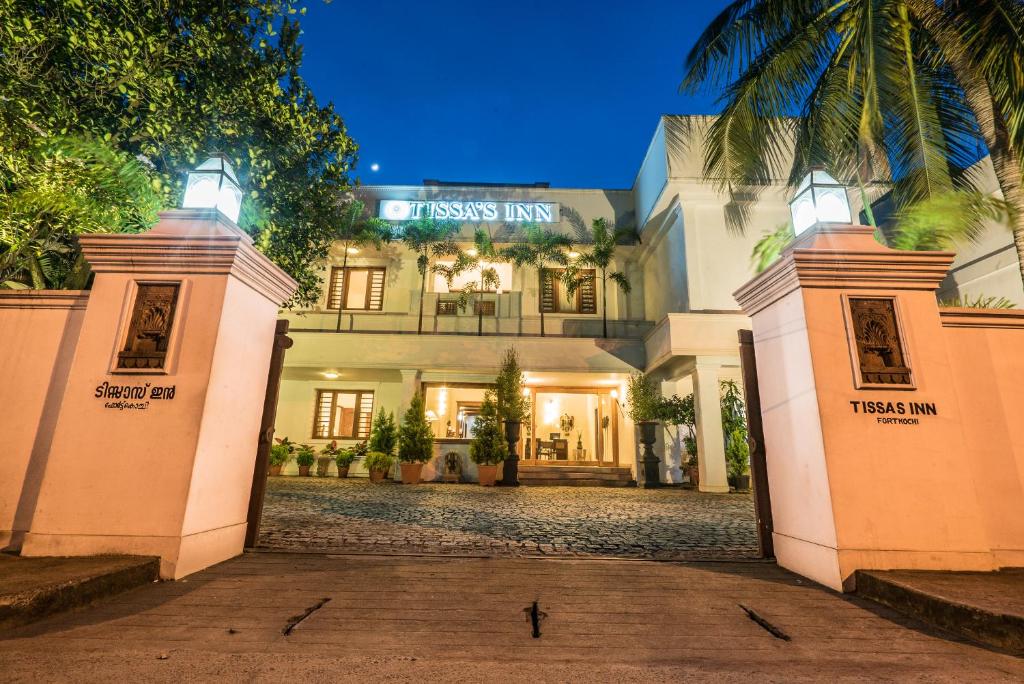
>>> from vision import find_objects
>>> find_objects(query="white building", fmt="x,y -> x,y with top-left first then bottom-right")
274,115 -> 1018,489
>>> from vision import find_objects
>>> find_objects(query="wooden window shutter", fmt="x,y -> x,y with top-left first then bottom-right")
327,268 -> 345,310
356,393 -> 375,437
367,268 -> 385,311
578,270 -> 597,314
540,270 -> 556,313
314,391 -> 333,438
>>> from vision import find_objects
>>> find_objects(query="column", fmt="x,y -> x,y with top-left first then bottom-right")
693,359 -> 729,493
20,209 -> 297,578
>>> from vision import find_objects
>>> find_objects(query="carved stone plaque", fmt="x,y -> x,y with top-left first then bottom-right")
847,297 -> 913,388
117,283 -> 180,370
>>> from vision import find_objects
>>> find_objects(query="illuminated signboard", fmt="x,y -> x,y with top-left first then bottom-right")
379,199 -> 558,223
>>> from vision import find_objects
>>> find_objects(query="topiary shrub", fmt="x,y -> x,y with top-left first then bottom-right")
470,392 -> 508,465
398,392 -> 434,463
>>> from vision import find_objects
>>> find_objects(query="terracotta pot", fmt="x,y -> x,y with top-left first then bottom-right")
687,466 -> 699,486
269,464 -> 283,476
400,462 -> 423,484
336,465 -> 349,478
478,464 -> 498,486
369,468 -> 387,483
298,465 -> 311,476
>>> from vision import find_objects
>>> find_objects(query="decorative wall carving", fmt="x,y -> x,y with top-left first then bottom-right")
117,283 -> 180,370
847,297 -> 913,387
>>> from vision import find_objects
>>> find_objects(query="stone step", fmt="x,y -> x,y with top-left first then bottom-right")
519,471 -> 632,480
518,478 -> 636,488
519,466 -> 631,475
0,555 -> 160,631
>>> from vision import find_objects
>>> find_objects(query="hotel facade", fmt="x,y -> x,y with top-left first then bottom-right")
272,115 -> 1020,490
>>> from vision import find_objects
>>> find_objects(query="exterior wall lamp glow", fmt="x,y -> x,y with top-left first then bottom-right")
789,168 -> 852,236
182,155 -> 244,223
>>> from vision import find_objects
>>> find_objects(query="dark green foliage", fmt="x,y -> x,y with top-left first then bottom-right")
720,380 -> 749,478
269,443 -> 290,467
363,451 -> 395,472
0,0 -> 358,304
398,392 -> 434,463
295,444 -> 316,467
400,216 -> 460,333
469,392 -> 508,466
368,410 -> 398,457
494,347 -> 530,422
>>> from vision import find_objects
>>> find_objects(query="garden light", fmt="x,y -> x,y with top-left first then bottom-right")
182,154 -> 243,223
789,168 -> 852,236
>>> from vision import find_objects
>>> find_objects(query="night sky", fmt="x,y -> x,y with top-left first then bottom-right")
298,0 -> 727,189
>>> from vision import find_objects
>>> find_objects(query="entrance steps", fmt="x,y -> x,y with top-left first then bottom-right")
518,465 -> 635,487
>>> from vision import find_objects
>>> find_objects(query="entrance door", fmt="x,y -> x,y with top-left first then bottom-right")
523,388 -> 617,466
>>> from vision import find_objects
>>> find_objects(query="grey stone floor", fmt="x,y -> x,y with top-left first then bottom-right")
257,476 -> 760,560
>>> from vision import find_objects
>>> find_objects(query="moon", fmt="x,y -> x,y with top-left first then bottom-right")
370,163 -> 380,172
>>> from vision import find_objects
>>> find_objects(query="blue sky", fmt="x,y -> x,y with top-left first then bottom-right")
298,1 -> 727,189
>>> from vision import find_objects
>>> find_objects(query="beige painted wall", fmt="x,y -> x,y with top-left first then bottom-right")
0,292 -> 88,549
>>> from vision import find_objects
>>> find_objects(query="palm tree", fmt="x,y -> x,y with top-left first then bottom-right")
562,218 -> 632,339
330,199 -> 392,332
400,216 -> 461,334
500,223 -> 572,337
679,0 -> 1024,282
433,229 -> 503,336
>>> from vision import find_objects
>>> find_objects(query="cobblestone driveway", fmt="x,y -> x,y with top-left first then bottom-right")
258,477 -> 759,560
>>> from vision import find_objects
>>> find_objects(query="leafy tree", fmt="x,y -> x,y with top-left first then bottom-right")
500,223 -> 572,337
0,0 -> 358,305
679,0 -> 1024,285
399,216 -> 461,333
368,409 -> 398,457
469,391 -> 508,465
330,199 -> 392,331
398,392 -> 434,463
494,347 -> 530,423
563,218 -> 633,339
1,135 -> 161,288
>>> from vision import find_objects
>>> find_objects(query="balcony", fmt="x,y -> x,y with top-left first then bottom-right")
284,291 -> 654,339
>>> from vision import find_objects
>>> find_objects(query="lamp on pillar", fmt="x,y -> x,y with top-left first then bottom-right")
788,168 -> 853,236
182,154 -> 244,223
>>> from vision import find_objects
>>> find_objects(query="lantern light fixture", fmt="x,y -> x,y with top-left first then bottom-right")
788,168 -> 853,236
182,154 -> 244,223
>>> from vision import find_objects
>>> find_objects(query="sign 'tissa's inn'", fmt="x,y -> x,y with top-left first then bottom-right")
379,199 -> 559,223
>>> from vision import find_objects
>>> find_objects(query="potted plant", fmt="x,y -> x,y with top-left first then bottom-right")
271,436 -> 295,476
334,447 -> 356,477
470,391 -> 508,486
721,380 -> 750,491
368,409 -> 398,479
269,443 -> 290,477
626,372 -> 662,488
494,347 -> 530,486
659,393 -> 698,486
315,441 -> 335,477
364,451 -> 394,483
295,444 -> 315,476
397,392 -> 433,484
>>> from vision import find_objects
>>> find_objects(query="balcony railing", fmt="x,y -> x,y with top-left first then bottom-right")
285,291 -> 654,339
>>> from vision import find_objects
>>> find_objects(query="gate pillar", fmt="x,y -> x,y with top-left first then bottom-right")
20,209 -> 296,579
734,224 -> 1004,591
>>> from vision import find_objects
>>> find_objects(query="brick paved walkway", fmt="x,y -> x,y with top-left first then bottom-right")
257,477 -> 759,560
